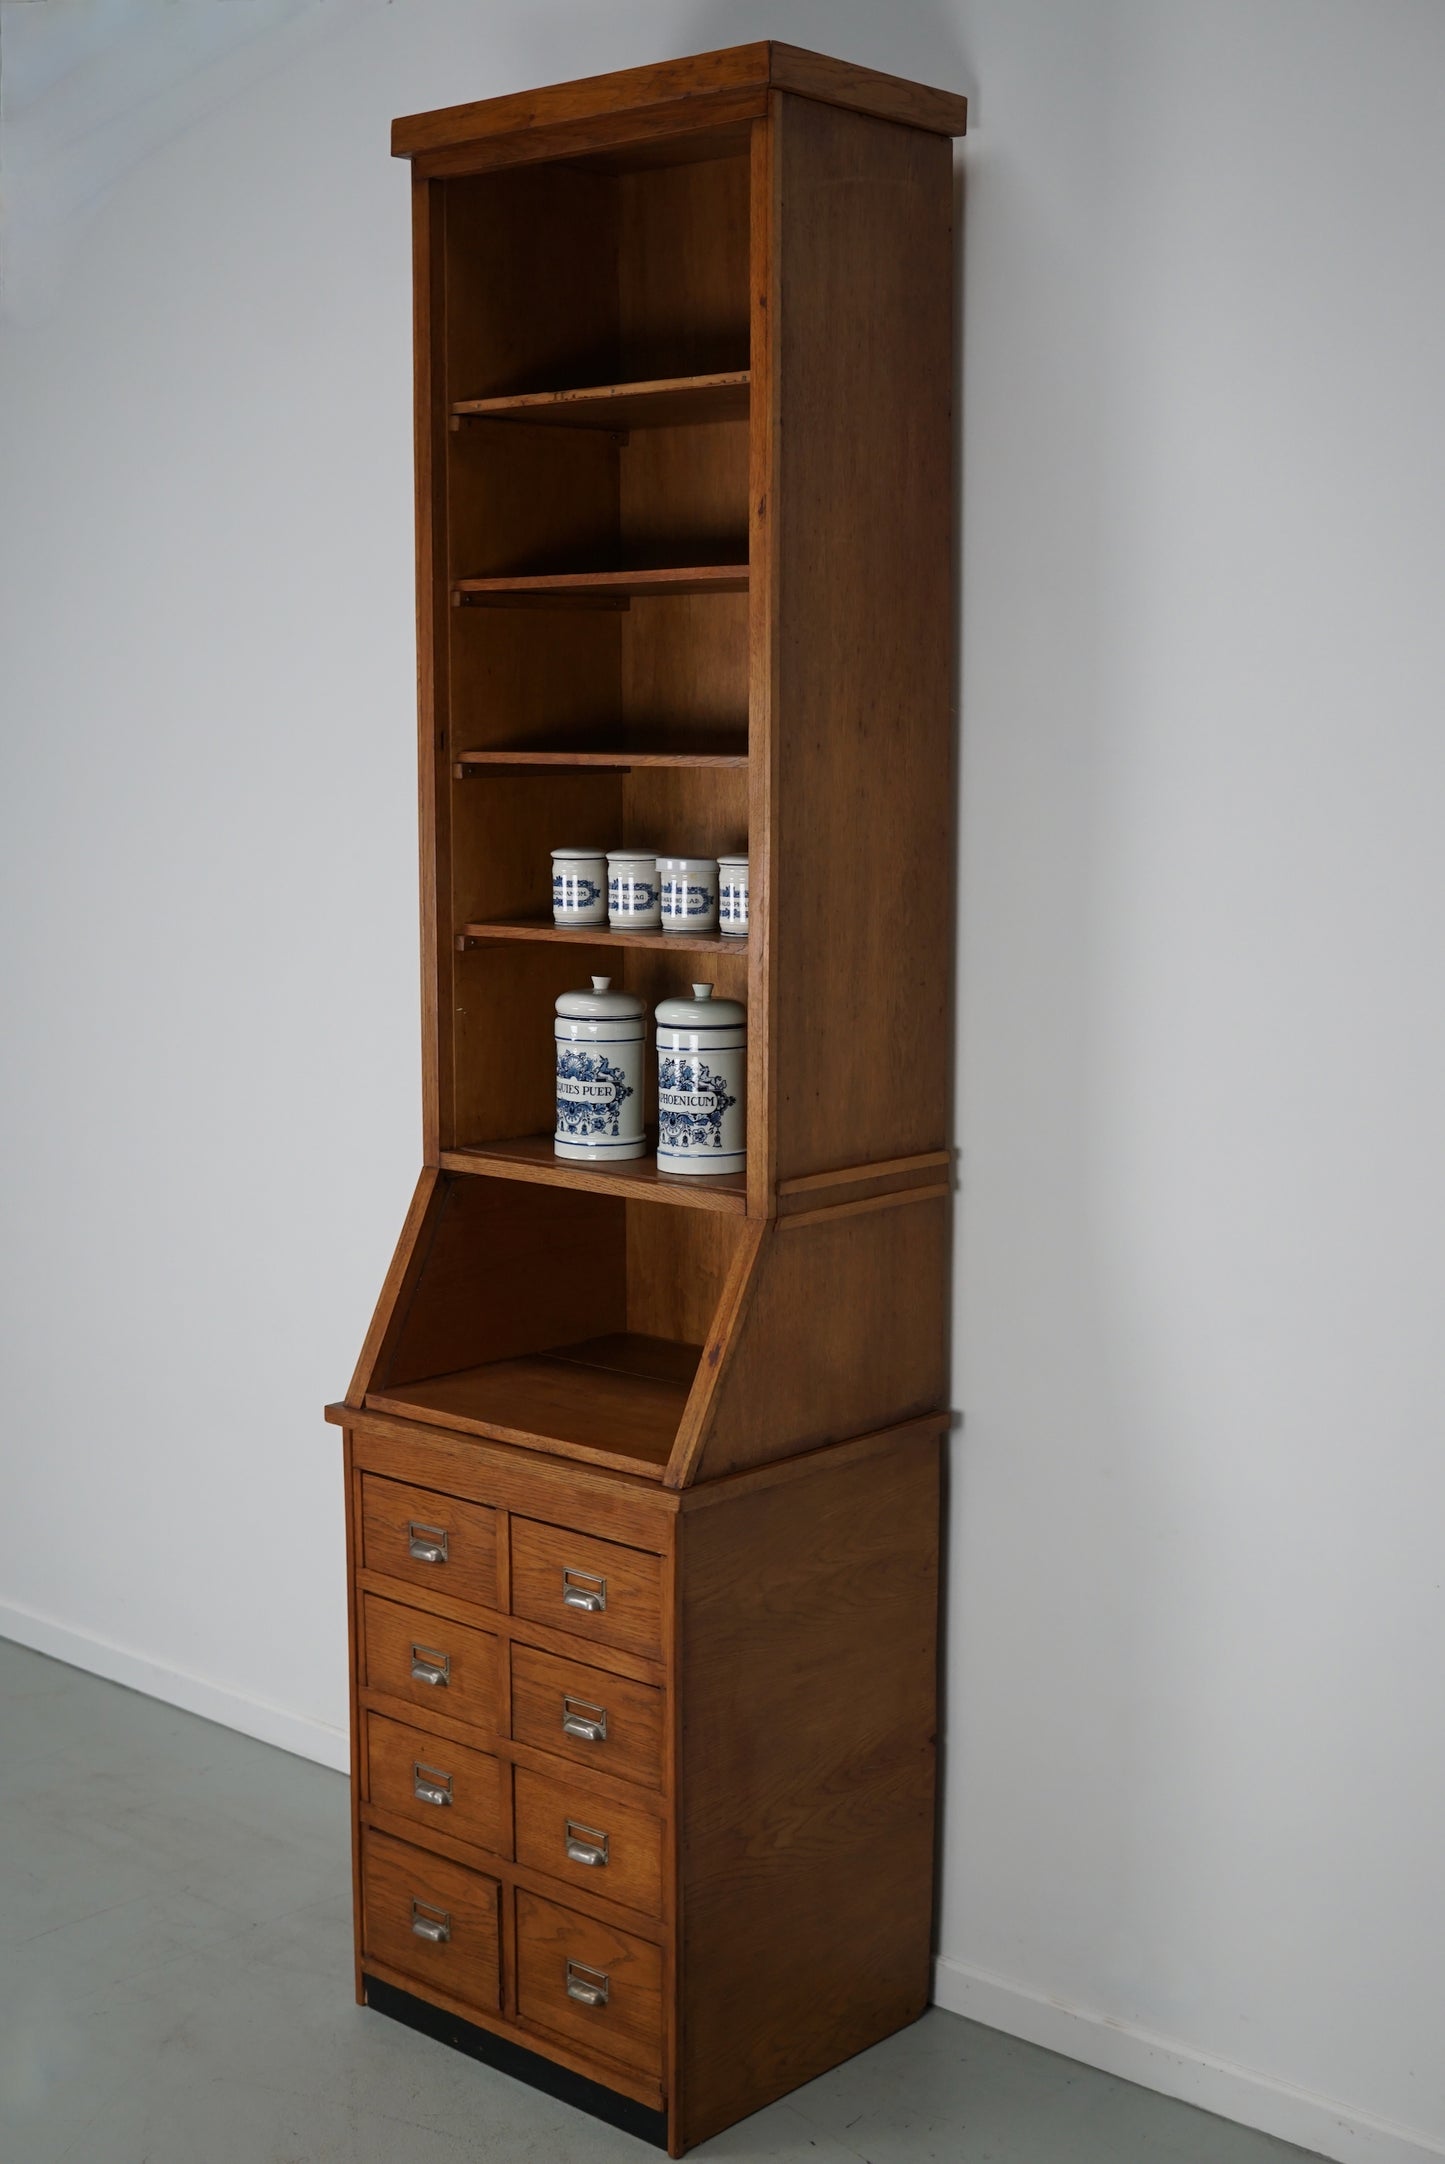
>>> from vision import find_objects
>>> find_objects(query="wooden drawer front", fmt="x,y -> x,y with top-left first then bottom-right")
362,1828 -> 501,2012
514,1766 -> 664,1918
511,1643 -> 664,1791
511,1518 -> 663,1660
362,1593 -> 500,1732
361,1475 -> 498,1612
516,1889 -> 663,2078
365,1712 -> 507,1856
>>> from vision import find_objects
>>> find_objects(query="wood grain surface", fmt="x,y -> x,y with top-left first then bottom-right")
676,1431 -> 941,2146
362,1591 -> 502,1731
361,1828 -> 502,2011
365,1711 -> 508,1857
516,1889 -> 665,2078
360,1474 -> 499,1611
514,1764 -> 665,1917
392,43 -> 967,165
511,1642 -> 665,1791
511,1517 -> 665,1660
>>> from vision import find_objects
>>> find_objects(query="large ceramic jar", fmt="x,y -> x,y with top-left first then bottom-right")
654,983 -> 746,1177
554,976 -> 645,1163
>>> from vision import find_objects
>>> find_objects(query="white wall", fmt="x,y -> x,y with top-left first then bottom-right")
3,4 -> 1443,2161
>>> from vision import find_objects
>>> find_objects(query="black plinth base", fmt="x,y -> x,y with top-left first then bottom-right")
363,1975 -> 669,2150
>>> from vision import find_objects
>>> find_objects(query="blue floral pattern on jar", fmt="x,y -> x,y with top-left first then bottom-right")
663,880 -> 714,918
554,873 -> 603,911
657,1055 -> 737,1150
610,878 -> 658,912
556,1047 -> 634,1139
719,885 -> 747,923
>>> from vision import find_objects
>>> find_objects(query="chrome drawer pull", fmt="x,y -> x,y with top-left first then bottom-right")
562,1566 -> 607,1614
412,1761 -> 453,1808
561,1696 -> 607,1744
564,1820 -> 609,1869
409,1645 -> 450,1688
565,1959 -> 609,2009
410,1899 -> 451,1944
407,1521 -> 448,1565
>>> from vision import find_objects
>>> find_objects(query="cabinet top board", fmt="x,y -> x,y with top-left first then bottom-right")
391,40 -> 968,169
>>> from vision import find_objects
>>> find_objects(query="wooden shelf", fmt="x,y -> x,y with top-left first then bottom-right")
457,918 -> 743,955
439,1133 -> 747,1213
451,371 -> 749,431
365,1332 -> 698,1476
454,736 -> 747,775
453,564 -> 748,609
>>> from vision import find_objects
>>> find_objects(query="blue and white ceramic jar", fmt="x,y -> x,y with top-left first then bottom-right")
658,855 -> 719,934
607,849 -> 662,930
552,848 -> 607,928
654,983 -> 746,1177
717,852 -> 749,937
555,976 -> 645,1163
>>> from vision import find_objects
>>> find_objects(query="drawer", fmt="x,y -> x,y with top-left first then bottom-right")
361,1828 -> 500,2012
514,1765 -> 664,1918
511,1518 -> 663,1660
361,1475 -> 498,1611
516,1889 -> 663,2078
365,1711 -> 507,1856
362,1593 -> 501,1732
511,1643 -> 664,1791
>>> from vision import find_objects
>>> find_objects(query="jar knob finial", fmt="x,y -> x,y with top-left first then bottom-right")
692,983 -> 713,1001
591,975 -> 611,993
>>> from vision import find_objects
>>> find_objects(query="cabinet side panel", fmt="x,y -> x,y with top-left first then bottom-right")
678,1436 -> 940,2147
414,179 -> 450,1159
772,99 -> 955,1178
687,1194 -> 950,1481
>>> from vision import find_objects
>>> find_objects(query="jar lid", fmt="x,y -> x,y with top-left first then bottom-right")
556,975 -> 645,1020
607,848 -> 656,863
657,854 -> 716,872
654,982 -> 746,1028
551,846 -> 605,859
717,852 -> 749,869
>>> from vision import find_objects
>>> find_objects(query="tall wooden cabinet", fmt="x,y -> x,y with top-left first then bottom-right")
326,43 -> 966,2155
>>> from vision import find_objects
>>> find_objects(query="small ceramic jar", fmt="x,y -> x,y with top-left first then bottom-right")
654,983 -> 746,1177
658,855 -> 719,934
552,848 -> 607,928
607,849 -> 662,930
555,976 -> 645,1162
717,852 -> 749,937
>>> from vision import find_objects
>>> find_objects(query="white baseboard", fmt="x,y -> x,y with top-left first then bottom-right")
933,1956 -> 1445,2164
0,1598 -> 349,1773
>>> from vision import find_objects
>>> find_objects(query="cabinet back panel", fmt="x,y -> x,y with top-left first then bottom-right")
374,1175 -> 627,1386
620,594 -> 749,753
451,944 -> 613,1146
450,771 -> 624,925
448,608 -> 623,755
618,153 -> 750,381
443,165 -> 618,396
442,150 -> 749,397
619,421 -> 748,562
618,762 -> 748,861
448,424 -> 620,579
625,1206 -> 740,1347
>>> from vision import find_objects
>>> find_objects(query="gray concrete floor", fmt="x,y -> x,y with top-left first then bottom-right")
0,1638 -> 1325,2164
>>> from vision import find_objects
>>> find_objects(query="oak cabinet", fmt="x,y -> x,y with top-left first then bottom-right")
328,39 -> 964,2154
